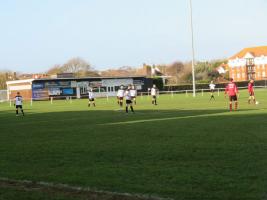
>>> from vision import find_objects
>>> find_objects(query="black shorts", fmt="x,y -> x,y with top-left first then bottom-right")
89,98 -> 94,101
229,95 -> 237,101
118,97 -> 123,100
16,105 -> 22,109
152,95 -> 157,99
126,100 -> 132,104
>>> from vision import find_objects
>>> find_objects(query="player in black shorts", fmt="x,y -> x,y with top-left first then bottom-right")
14,92 -> 25,116
88,88 -> 96,107
125,87 -> 134,113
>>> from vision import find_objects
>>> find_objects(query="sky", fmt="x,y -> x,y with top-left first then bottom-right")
0,0 -> 266,73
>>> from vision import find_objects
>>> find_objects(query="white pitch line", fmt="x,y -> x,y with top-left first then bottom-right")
100,113 -> 221,126
113,109 -> 147,115
0,177 -> 173,200
101,108 -> 267,126
101,109 -> 264,126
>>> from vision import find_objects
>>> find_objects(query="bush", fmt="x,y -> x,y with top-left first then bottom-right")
152,78 -> 164,90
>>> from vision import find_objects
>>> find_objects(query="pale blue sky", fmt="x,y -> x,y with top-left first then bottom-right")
0,0 -> 266,73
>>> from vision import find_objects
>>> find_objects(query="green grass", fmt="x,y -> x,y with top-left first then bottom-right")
1,89 -> 267,200
0,187 -> 80,200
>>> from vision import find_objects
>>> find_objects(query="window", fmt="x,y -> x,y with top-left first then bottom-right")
246,58 -> 254,66
80,87 -> 87,95
263,72 -> 266,77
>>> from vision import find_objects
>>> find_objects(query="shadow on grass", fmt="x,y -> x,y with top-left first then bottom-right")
0,107 -> 257,126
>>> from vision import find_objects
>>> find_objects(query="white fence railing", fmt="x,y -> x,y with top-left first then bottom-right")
139,86 -> 265,97
2,86 -> 265,107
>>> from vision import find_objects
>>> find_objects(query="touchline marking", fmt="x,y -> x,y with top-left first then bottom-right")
100,109 -> 263,126
113,109 -> 147,114
0,177 -> 173,200
100,112 -> 225,126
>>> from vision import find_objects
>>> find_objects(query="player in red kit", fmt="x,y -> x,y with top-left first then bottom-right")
225,78 -> 239,111
248,79 -> 256,104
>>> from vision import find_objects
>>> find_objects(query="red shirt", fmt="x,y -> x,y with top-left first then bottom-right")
225,82 -> 238,96
248,83 -> 254,93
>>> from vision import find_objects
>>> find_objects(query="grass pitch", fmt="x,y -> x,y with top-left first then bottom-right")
1,89 -> 267,200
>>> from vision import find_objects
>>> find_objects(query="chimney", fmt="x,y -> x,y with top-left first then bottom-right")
143,63 -> 152,77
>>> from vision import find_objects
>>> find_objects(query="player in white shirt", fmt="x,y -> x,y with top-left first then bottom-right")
209,81 -> 216,100
14,92 -> 24,116
117,85 -> 125,107
129,85 -> 137,105
88,88 -> 96,107
151,85 -> 158,105
125,86 -> 134,113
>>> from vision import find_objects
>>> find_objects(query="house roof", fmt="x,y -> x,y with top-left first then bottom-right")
229,46 -> 267,60
6,76 -> 147,85
6,79 -> 35,85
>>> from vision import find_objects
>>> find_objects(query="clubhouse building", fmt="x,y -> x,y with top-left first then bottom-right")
6,76 -> 152,100
228,46 -> 267,81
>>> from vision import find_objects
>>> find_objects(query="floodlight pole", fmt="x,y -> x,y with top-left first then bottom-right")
189,0 -> 196,97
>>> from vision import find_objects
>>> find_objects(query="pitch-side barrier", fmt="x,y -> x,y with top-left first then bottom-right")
2,86 -> 266,107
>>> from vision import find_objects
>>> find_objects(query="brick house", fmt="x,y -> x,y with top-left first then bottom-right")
6,79 -> 34,100
228,46 -> 267,81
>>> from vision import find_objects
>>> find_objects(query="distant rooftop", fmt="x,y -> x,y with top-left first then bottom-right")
229,46 -> 267,59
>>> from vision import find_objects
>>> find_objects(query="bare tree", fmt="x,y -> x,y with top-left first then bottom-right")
0,71 -> 15,89
101,66 -> 137,77
62,57 -> 91,77
46,64 -> 63,75
165,62 -> 185,84
46,57 -> 99,77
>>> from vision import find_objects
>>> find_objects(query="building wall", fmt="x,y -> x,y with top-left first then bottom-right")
6,80 -> 33,100
6,77 -> 152,101
32,77 -> 152,100
254,64 -> 267,80
10,90 -> 32,100
230,66 -> 248,82
229,64 -> 267,81
229,57 -> 267,81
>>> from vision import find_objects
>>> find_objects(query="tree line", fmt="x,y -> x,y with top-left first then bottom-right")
0,57 -> 228,89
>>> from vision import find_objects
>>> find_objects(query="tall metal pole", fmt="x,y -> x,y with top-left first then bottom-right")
189,0 -> 196,97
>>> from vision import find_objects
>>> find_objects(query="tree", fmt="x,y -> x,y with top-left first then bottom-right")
0,72 -> 7,89
101,66 -> 137,77
46,64 -> 63,75
46,57 -> 99,77
62,57 -> 92,77
0,71 -> 16,89
194,59 -> 228,83
165,62 -> 191,84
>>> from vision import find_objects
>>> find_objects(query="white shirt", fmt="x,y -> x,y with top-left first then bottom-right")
117,89 -> 124,97
15,96 -> 23,105
130,89 -> 137,97
125,90 -> 132,100
209,84 -> 216,90
151,88 -> 157,96
88,91 -> 94,99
